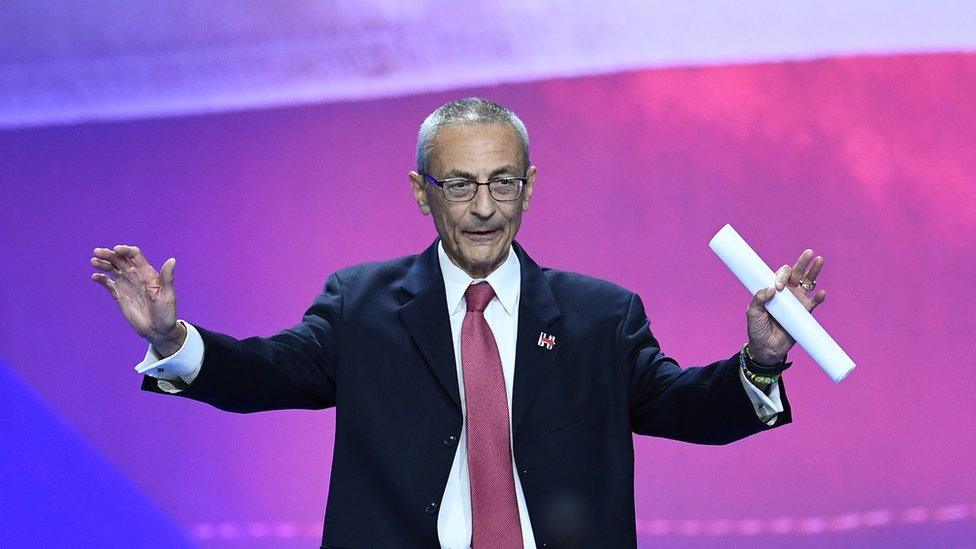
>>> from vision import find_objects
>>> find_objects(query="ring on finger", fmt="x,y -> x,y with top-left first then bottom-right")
799,279 -> 816,291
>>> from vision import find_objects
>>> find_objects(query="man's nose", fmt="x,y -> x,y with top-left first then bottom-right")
469,184 -> 497,218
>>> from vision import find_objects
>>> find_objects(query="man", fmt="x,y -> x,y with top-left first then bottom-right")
91,98 -> 827,548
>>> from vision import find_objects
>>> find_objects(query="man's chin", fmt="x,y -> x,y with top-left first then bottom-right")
458,249 -> 506,277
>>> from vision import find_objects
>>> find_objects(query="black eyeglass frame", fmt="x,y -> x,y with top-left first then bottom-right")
421,171 -> 528,203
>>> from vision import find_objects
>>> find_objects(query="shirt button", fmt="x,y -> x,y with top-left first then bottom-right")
425,502 -> 438,515
443,435 -> 458,447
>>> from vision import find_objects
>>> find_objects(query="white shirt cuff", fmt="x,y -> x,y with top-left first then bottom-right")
134,320 -> 204,393
738,366 -> 784,426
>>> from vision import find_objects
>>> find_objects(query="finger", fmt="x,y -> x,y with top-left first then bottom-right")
808,289 -> 827,311
109,244 -> 136,270
810,290 -> 827,304
775,265 -> 791,291
160,257 -> 176,289
91,272 -> 118,297
804,255 -> 825,283
93,247 -> 130,272
114,244 -> 151,270
90,257 -> 116,271
790,249 -> 814,286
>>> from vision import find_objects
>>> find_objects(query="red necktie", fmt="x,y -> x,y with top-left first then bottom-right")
462,282 -> 523,548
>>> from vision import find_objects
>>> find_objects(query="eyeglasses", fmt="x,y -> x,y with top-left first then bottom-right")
422,172 -> 527,203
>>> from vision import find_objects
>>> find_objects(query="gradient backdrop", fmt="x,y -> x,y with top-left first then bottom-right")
1,24 -> 974,549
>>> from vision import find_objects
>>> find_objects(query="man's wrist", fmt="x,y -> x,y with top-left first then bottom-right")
743,342 -> 783,366
150,322 -> 187,358
742,342 -> 792,375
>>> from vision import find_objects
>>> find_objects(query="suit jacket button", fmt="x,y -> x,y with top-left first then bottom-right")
425,502 -> 439,514
443,435 -> 458,447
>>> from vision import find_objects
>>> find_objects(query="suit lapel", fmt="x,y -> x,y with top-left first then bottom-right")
511,242 -> 562,434
398,239 -> 462,413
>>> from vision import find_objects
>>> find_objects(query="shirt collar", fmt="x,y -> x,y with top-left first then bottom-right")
438,240 -> 520,316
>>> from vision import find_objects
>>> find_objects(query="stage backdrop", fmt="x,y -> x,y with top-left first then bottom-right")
1,53 -> 974,547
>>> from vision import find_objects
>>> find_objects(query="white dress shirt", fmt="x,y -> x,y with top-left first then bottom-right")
434,242 -> 536,548
136,244 -> 784,549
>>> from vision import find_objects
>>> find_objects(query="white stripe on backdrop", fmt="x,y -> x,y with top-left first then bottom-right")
1,1 -> 975,129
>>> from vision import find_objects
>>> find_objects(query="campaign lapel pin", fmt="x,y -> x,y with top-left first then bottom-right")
537,332 -> 556,350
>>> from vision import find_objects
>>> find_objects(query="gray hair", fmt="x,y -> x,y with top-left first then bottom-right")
416,97 -> 530,174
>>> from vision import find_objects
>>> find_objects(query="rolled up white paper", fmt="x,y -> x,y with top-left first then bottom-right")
708,223 -> 855,382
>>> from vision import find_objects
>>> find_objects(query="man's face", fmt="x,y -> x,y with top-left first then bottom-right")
410,122 -> 536,278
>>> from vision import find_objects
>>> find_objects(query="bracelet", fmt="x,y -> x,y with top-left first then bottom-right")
740,357 -> 780,386
741,342 -> 792,376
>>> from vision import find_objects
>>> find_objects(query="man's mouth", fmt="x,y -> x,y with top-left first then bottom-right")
463,228 -> 501,241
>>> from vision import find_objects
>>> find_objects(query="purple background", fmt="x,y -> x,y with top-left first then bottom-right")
1,53 -> 974,546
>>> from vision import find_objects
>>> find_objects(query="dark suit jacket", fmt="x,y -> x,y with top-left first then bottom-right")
144,239 -> 792,548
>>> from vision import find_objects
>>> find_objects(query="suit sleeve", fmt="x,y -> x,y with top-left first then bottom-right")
619,292 -> 792,444
141,272 -> 343,413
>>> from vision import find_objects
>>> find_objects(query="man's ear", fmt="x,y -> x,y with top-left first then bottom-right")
520,165 -> 537,212
409,171 -> 431,215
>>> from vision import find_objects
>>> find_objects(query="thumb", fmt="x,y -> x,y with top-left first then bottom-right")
748,286 -> 776,316
751,265 -> 788,310
160,257 -> 176,289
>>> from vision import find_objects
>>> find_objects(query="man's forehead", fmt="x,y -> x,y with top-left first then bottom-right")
428,122 -> 524,174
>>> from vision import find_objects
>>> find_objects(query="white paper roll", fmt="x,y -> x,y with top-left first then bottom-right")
708,223 -> 855,382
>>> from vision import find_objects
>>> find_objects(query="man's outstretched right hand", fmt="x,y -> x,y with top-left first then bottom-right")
90,244 -> 186,358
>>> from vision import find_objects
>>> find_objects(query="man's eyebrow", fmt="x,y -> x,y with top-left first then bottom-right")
489,165 -> 521,178
441,165 -> 521,179
442,169 -> 477,179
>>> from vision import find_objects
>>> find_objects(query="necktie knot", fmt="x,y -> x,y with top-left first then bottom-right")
465,282 -> 495,312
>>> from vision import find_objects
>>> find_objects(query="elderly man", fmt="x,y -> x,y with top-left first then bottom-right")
91,98 -> 827,548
